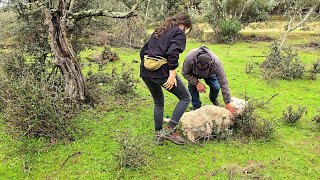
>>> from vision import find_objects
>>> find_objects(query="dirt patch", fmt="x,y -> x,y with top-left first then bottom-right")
239,34 -> 274,42
212,160 -> 268,179
295,40 -> 320,50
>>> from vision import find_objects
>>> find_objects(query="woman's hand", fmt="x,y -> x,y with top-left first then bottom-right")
163,76 -> 177,90
163,70 -> 177,90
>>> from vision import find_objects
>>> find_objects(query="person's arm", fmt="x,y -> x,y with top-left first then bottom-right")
182,55 -> 207,93
140,41 -> 149,61
210,55 -> 231,103
166,30 -> 186,70
163,70 -> 177,90
210,54 -> 237,115
163,29 -> 186,90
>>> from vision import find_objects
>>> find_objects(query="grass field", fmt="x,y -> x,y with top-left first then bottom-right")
1,27 -> 320,179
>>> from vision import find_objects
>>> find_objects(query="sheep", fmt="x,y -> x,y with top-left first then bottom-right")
164,97 -> 247,142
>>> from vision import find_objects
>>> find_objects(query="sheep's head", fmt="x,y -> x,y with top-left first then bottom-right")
230,97 -> 248,115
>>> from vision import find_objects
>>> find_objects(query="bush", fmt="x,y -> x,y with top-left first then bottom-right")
0,53 -> 97,140
234,95 -> 277,140
187,25 -> 205,41
86,70 -> 111,85
87,47 -> 119,69
309,59 -> 320,80
282,106 -> 306,125
114,130 -> 151,169
0,75 -> 81,140
111,64 -> 139,96
261,43 -> 305,80
216,19 -> 242,44
313,109 -> 320,126
245,60 -> 259,74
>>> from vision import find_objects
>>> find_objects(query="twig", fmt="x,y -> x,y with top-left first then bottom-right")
264,93 -> 279,105
61,151 -> 81,167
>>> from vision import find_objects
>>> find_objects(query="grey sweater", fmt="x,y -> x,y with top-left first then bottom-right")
182,46 -> 231,103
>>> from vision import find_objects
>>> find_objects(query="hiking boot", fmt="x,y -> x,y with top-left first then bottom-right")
155,130 -> 164,145
163,127 -> 186,145
212,99 -> 221,107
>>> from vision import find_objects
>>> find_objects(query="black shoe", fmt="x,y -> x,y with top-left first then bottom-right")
192,105 -> 201,111
212,99 -> 221,106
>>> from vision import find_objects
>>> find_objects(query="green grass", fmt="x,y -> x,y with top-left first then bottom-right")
1,34 -> 320,179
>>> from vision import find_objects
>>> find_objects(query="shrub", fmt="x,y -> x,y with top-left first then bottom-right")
0,74 -> 82,140
261,43 -> 305,80
313,109 -> 320,126
245,60 -> 259,74
234,95 -> 277,140
86,70 -> 111,85
282,106 -> 306,125
309,59 -> 320,80
187,25 -> 205,41
216,19 -> 242,44
111,64 -> 139,96
114,130 -> 151,169
0,53 -> 99,140
87,47 -> 119,70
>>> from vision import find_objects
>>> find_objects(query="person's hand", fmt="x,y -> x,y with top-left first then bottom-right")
225,103 -> 237,116
196,82 -> 206,93
163,75 -> 177,90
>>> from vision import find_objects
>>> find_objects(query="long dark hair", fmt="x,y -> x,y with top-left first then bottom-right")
154,12 -> 192,38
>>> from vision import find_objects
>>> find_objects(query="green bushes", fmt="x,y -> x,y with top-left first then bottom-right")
309,59 -> 320,80
216,19 -> 242,43
261,43 -> 305,80
282,106 -> 306,125
0,53 -> 84,140
114,130 -> 151,169
313,109 -> 320,126
234,96 -> 276,140
111,64 -> 139,96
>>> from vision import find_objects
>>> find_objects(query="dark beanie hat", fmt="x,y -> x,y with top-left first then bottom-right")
197,53 -> 211,66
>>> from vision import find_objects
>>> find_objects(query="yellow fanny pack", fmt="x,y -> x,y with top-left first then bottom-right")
144,55 -> 168,71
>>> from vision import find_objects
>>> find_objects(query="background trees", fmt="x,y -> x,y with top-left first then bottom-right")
199,0 -> 273,43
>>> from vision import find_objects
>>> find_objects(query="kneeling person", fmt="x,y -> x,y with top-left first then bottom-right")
182,46 -> 236,115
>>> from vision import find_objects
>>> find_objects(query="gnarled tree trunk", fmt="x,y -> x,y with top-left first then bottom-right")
43,0 -> 142,100
45,0 -> 85,100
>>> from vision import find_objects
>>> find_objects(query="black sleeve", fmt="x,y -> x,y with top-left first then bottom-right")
166,30 -> 186,70
140,41 -> 149,61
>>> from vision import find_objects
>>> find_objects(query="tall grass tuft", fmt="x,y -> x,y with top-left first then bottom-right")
114,130 -> 151,169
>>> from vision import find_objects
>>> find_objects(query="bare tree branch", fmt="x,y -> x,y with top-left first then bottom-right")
69,0 -> 143,22
279,5 -> 318,50
288,6 -> 317,32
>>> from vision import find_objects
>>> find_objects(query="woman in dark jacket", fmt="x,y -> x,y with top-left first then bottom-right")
140,12 -> 192,145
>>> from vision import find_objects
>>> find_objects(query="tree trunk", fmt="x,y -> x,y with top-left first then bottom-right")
44,1 -> 85,100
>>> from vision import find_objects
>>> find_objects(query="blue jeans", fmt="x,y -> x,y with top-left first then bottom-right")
142,75 -> 191,131
188,74 -> 220,109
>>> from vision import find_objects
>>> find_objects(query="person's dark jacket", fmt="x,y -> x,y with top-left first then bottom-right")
182,46 -> 231,103
140,25 -> 186,78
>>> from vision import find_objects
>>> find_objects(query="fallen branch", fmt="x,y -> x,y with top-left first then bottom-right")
61,151 -> 81,167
